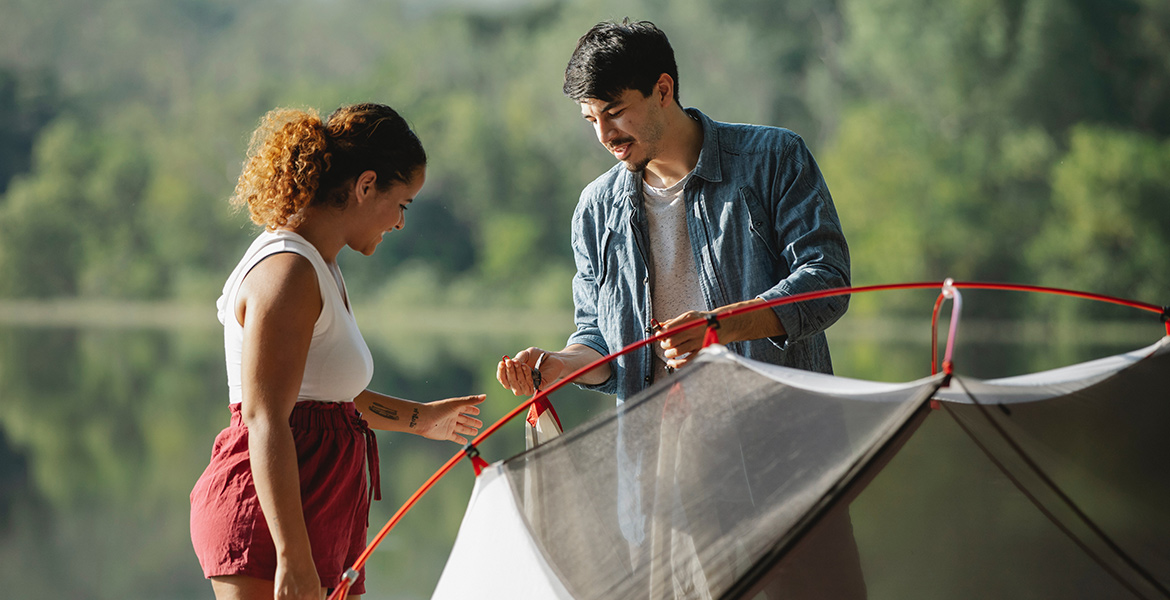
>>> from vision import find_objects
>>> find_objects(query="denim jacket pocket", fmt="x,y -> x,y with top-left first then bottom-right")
741,186 -> 781,262
596,227 -> 614,288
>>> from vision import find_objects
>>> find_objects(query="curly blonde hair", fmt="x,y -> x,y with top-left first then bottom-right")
231,103 -> 426,229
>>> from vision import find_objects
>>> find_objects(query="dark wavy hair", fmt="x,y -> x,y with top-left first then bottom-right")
563,19 -> 680,104
231,103 -> 426,229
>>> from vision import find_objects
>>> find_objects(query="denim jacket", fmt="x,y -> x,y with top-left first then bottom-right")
567,108 -> 850,402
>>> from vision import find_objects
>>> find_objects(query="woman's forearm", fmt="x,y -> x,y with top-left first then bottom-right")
355,390 -> 422,433
356,390 -> 484,444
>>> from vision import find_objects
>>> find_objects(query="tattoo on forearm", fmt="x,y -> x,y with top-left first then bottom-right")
409,408 -> 419,429
369,403 -> 399,420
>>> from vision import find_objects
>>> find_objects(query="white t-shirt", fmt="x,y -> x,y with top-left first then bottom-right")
217,230 -> 374,404
643,174 -> 705,381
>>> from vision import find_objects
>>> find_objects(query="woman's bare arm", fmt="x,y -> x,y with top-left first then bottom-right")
237,253 -> 324,600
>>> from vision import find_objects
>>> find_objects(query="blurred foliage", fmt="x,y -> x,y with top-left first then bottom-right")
1,1 -> 1169,598
0,0 -> 1164,319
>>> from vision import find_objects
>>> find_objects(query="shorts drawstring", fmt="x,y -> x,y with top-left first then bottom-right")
354,413 -> 381,502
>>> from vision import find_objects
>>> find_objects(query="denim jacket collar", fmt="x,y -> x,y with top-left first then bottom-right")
688,108 -> 724,184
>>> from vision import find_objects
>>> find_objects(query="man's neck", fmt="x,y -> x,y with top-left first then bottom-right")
643,106 -> 703,189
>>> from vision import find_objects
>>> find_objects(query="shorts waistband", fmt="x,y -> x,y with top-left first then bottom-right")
229,400 -> 361,429
228,400 -> 380,501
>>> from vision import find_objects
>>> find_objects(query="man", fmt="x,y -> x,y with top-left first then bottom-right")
497,19 -> 849,403
497,19 -> 862,599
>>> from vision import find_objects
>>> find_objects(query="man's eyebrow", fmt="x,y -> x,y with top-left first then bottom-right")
582,99 -> 623,119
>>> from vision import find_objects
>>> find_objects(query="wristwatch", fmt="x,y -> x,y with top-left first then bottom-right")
531,352 -> 548,391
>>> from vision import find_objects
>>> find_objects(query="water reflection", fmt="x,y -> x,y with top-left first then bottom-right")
0,313 -> 1159,599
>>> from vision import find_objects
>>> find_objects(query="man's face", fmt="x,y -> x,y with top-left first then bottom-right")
580,88 -> 666,173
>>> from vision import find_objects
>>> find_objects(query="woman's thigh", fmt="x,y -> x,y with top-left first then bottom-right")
209,575 -> 361,600
210,575 -> 273,600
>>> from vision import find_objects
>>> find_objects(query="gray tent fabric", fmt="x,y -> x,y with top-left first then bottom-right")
432,338 -> 1170,600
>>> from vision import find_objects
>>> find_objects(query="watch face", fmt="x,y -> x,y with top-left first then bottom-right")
531,367 -> 542,391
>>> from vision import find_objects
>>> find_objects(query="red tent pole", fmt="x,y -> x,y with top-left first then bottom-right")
328,280 -> 1165,599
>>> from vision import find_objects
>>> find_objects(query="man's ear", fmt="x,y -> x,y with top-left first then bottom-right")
654,73 -> 675,106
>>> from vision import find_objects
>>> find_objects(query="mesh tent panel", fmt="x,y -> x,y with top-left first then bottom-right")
500,346 -> 939,600
838,337 -> 1170,600
939,341 -> 1170,598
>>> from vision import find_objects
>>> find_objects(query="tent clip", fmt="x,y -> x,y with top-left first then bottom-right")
705,313 -> 721,329
462,443 -> 489,476
1160,306 -> 1169,323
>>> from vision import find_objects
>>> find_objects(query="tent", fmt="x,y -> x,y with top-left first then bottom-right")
431,336 -> 1170,599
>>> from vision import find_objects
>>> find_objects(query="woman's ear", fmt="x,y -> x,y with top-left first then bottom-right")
354,170 -> 378,203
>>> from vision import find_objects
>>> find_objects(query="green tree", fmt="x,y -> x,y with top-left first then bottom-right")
1029,126 -> 1170,307
828,0 -> 1170,315
0,118 -> 162,298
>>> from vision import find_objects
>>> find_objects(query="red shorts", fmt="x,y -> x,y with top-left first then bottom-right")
190,401 -> 380,595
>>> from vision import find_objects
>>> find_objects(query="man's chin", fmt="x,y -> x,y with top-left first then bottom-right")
623,157 -> 651,172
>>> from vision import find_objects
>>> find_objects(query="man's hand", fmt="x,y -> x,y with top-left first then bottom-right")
497,344 -> 611,396
660,299 -> 787,370
498,348 -> 552,396
657,311 -> 709,370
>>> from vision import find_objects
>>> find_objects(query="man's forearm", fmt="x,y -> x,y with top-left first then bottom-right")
553,344 -> 612,386
719,297 -> 786,343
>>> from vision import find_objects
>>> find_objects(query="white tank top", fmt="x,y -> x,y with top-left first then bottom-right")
217,230 -> 374,404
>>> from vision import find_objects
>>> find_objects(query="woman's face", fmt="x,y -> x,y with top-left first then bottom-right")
350,166 -> 426,256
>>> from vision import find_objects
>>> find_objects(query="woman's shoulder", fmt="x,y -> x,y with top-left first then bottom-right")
218,229 -> 325,326
235,249 -> 323,330
253,229 -> 323,260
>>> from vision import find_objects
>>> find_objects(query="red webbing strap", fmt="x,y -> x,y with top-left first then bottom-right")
464,444 -> 489,476
701,313 -> 721,348
527,396 -> 563,431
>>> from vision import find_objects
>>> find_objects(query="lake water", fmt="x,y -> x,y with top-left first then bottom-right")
0,300 -> 1160,599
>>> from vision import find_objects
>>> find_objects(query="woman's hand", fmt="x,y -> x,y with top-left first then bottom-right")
418,394 -> 485,445
274,552 -> 323,600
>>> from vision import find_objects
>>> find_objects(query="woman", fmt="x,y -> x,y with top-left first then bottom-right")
190,103 -> 485,600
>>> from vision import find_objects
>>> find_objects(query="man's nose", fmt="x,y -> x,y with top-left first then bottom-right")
596,117 -> 616,144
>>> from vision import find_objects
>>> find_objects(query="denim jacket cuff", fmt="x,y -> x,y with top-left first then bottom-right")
566,331 -> 608,357
757,290 -> 804,349
564,332 -> 616,391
